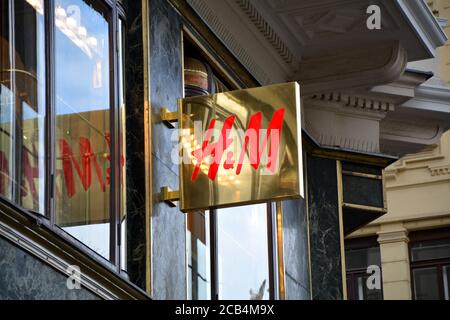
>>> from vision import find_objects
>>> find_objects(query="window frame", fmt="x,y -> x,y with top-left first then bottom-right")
0,0 -> 128,276
345,236 -> 384,300
409,228 -> 450,300
208,203 -> 276,300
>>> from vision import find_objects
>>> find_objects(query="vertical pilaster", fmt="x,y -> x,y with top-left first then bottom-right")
377,226 -> 412,300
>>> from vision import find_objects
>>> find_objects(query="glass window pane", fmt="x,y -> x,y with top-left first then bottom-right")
413,267 -> 440,300
343,175 -> 383,208
187,211 -> 211,300
411,239 -> 450,262
0,0 -> 46,213
444,266 -> 450,300
346,246 -> 381,271
54,0 -> 111,259
356,274 -> 382,300
217,204 -> 270,300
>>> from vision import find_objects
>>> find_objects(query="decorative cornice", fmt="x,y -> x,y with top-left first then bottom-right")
234,0 -> 294,66
381,119 -> 442,141
384,131 -> 450,183
296,41 -> 408,94
377,229 -> 409,244
309,92 -> 395,113
429,165 -> 450,176
304,115 -> 381,154
415,84 -> 450,103
385,147 -> 444,173
395,0 -> 447,57
187,0 -> 271,84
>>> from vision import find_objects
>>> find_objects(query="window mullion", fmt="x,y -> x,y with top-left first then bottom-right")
45,0 -> 56,223
7,0 -> 18,204
267,202 -> 276,300
109,4 -> 120,269
210,209 -> 218,300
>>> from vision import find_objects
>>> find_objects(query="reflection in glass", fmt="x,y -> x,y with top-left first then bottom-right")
411,239 -> 450,262
346,247 -> 381,271
54,0 -> 111,259
0,0 -> 46,213
187,211 -> 211,300
217,204 -> 270,300
413,267 -> 440,300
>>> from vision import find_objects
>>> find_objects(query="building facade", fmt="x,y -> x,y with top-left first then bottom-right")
347,131 -> 450,300
0,0 -> 448,300
346,0 -> 450,300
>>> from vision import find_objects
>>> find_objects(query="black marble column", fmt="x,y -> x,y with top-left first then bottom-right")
0,237 -> 98,300
123,0 -> 147,290
282,198 -> 311,299
149,0 -> 186,300
307,155 -> 343,300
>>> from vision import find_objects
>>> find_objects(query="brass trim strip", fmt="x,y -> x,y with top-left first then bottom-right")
342,202 -> 387,213
336,160 -> 348,300
342,171 -> 382,180
142,0 -> 153,296
310,148 -> 394,167
275,201 -> 286,300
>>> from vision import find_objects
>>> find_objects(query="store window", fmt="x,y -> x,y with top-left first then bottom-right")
0,0 -> 128,270
0,0 -> 46,213
54,0 -> 112,259
410,228 -> 450,300
345,237 -> 383,300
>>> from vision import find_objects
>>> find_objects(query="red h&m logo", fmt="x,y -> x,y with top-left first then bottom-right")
191,108 -> 285,182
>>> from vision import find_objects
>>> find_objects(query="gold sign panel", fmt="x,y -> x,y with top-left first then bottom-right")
179,82 -> 303,212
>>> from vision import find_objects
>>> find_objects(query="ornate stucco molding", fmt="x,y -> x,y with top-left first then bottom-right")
187,0 -> 272,84
395,0 -> 448,58
234,0 -> 294,66
377,228 -> 409,245
429,165 -> 450,176
384,130 -> 450,184
295,41 -> 408,94
303,91 -> 396,154
309,92 -> 395,113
